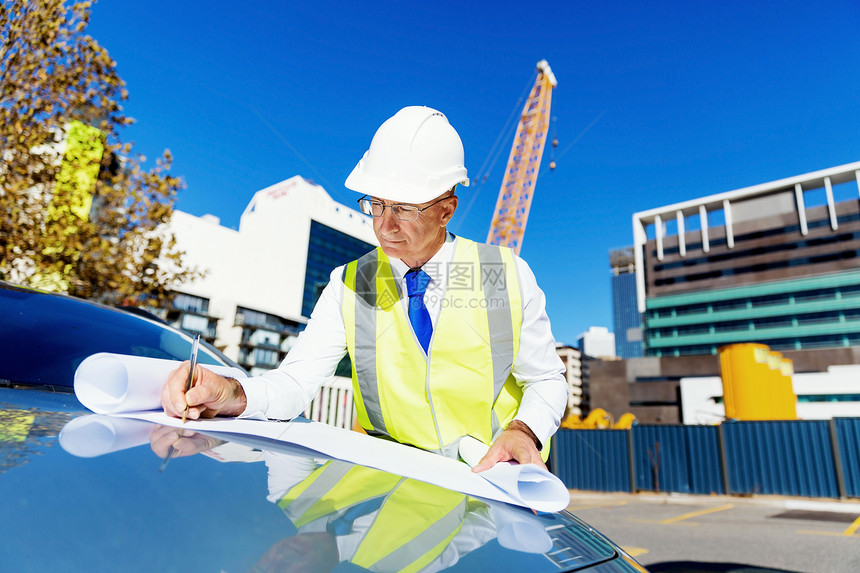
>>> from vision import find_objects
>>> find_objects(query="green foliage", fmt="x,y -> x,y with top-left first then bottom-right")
0,0 -> 203,307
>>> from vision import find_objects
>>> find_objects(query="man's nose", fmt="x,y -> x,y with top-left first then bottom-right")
378,207 -> 399,232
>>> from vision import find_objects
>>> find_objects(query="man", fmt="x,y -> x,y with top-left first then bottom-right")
162,106 -> 568,471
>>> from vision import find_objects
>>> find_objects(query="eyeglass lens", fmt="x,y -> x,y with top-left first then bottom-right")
360,200 -> 419,221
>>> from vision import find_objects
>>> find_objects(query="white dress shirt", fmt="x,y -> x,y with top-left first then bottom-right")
239,234 -> 568,448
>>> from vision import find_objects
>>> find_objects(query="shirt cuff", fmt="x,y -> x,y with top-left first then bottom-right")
236,378 -> 269,420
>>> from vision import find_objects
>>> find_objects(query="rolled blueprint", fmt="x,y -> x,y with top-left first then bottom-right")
59,415 -> 155,458
74,352 -> 246,414
458,435 -> 570,513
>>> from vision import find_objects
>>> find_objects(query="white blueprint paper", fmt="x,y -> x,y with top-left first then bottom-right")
74,352 -> 246,415
73,352 -> 570,512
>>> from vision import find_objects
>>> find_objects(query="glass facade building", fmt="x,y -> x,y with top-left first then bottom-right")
646,270 -> 860,356
610,247 -> 643,358
302,219 -> 375,318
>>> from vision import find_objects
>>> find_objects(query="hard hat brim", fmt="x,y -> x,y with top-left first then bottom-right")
345,160 -> 469,204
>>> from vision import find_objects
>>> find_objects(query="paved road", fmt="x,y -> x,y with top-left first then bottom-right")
565,491 -> 860,573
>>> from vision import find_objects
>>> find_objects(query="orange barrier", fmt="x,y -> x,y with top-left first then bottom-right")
719,343 -> 796,421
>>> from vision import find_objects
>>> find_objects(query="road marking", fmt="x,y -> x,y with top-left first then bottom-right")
845,515 -> 860,536
798,515 -> 860,537
653,503 -> 734,524
797,529 -> 860,538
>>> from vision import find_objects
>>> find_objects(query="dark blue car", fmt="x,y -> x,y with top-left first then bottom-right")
0,282 -> 648,572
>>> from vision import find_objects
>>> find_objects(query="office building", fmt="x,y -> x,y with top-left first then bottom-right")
633,160 -> 860,357
577,326 -> 616,359
610,247 -> 643,358
164,176 -> 377,374
555,345 -> 583,418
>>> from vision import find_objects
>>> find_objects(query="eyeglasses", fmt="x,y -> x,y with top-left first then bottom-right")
357,195 -> 454,221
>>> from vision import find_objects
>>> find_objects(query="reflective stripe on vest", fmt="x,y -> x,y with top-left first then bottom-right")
341,237 -> 524,454
475,242 -> 516,430
278,462 -> 401,528
351,479 -> 467,573
278,462 -> 468,572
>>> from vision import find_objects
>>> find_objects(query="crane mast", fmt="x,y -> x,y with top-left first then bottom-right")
486,60 -> 557,254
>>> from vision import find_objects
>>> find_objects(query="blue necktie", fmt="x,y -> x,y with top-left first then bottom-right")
405,268 -> 432,353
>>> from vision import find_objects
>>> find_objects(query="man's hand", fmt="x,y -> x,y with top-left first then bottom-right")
160,362 -> 247,420
472,420 -> 545,472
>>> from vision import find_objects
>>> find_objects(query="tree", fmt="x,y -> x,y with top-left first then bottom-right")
0,0 -> 202,307
0,406 -> 74,474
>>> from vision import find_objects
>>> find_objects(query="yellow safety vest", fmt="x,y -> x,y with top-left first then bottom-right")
279,462 -> 471,573
342,237 -> 547,459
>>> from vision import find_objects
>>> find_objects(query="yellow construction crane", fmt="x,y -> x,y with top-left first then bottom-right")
486,60 -> 557,254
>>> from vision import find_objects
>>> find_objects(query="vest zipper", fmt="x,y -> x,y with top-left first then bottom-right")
421,313 -> 444,452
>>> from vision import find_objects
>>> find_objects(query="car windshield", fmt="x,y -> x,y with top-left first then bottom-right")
0,284 -> 232,389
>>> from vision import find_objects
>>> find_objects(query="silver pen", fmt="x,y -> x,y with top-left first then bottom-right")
159,334 -> 200,473
181,333 -> 200,424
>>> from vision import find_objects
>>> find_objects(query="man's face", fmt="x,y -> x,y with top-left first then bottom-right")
252,532 -> 338,573
372,192 -> 458,267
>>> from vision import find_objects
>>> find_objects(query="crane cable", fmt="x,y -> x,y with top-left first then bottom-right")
452,70 -> 538,235
536,109 -> 607,179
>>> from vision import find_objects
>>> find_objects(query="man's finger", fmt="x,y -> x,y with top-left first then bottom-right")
472,451 -> 500,473
162,362 -> 193,417
184,368 -> 219,406
161,364 -> 246,420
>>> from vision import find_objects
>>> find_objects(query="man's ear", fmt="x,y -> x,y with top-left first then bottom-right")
440,195 -> 458,226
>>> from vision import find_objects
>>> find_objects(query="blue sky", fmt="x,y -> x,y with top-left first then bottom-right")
87,1 -> 860,346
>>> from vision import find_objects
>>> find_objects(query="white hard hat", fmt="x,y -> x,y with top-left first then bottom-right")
345,106 -> 469,204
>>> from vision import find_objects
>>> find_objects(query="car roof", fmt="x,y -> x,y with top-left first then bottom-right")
0,281 -> 244,390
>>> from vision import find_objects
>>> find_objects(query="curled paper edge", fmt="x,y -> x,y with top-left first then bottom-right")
458,435 -> 569,513
74,352 -> 246,414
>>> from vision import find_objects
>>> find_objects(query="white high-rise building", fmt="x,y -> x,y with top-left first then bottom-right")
164,176 -> 377,375
555,344 -> 583,418
577,326 -> 617,360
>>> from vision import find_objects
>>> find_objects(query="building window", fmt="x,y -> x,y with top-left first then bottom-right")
173,293 -> 209,314
234,306 -> 304,374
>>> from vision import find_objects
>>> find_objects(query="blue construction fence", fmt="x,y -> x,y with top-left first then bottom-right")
551,418 -> 860,499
